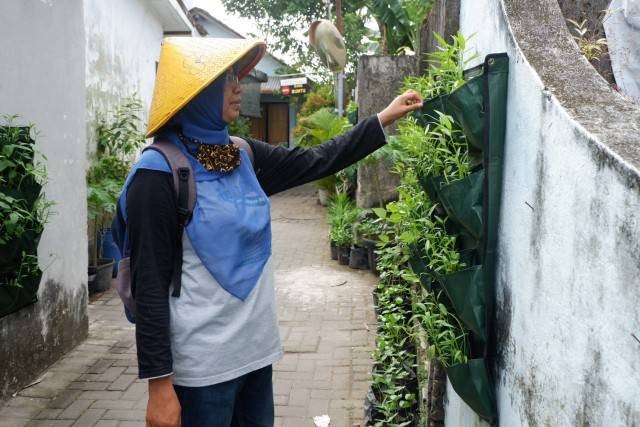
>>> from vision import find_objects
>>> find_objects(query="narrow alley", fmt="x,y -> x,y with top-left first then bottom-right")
0,185 -> 377,427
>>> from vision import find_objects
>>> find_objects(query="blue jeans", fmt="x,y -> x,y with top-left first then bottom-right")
174,365 -> 274,427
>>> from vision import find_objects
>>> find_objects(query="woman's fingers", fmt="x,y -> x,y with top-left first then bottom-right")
400,90 -> 424,109
378,90 -> 425,127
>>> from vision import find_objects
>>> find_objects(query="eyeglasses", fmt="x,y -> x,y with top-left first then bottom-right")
226,67 -> 240,86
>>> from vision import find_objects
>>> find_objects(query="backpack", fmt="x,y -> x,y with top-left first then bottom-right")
112,137 -> 254,323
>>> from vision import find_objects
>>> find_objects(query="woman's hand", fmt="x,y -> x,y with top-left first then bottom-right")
377,90 -> 424,127
146,376 -> 181,427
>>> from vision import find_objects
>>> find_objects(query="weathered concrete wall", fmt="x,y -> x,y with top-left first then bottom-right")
557,0 -> 615,83
84,0 -> 166,151
355,56 -> 418,208
0,0 -> 88,400
419,0 -> 460,74
443,0 -> 640,425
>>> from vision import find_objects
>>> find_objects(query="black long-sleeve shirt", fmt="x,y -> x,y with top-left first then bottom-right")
127,116 -> 386,379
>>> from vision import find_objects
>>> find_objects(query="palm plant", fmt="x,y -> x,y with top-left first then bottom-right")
296,108 -> 352,193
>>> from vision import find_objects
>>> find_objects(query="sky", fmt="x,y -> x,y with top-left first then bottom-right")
184,0 -> 258,38
183,0 -> 299,65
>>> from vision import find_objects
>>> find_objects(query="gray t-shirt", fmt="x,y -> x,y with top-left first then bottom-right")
169,235 -> 282,387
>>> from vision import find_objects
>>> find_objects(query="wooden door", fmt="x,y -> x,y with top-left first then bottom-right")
267,103 -> 289,145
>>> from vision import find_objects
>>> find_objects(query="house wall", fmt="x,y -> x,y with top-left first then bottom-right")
84,0 -> 165,151
0,0 -> 89,400
444,0 -> 640,425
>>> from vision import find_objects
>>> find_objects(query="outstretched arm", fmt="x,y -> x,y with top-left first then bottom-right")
246,90 -> 423,196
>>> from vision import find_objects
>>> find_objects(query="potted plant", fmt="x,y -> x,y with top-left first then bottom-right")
87,97 -> 145,292
326,192 -> 358,265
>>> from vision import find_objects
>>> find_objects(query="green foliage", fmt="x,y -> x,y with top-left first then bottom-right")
369,0 -> 433,54
87,97 -> 146,265
567,18 -> 608,62
0,117 -> 52,290
395,113 -> 470,184
228,116 -> 252,138
412,289 -> 468,367
403,32 -> 474,100
221,0 -> 433,83
327,192 -> 359,247
368,35 -> 475,423
296,108 -> 351,148
298,85 -> 335,117
87,97 -> 145,224
295,108 -> 352,193
371,278 -> 417,426
353,210 -> 386,243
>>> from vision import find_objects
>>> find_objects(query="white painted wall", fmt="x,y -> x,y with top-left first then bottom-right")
0,0 -> 89,398
443,0 -> 640,425
84,0 -> 165,147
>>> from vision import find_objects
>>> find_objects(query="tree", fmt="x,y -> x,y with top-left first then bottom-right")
222,0 -> 433,82
223,0 -> 374,83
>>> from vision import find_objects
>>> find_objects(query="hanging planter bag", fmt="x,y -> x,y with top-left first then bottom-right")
0,271 -> 41,318
439,264 -> 486,343
408,252 -> 433,292
416,69 -> 485,152
417,174 -> 444,202
436,170 -> 484,241
446,358 -> 496,422
0,232 -> 40,271
442,76 -> 485,151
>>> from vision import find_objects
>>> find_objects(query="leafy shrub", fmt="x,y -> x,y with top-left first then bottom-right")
327,192 -> 359,247
0,118 -> 52,291
228,116 -> 252,137
296,108 -> 352,193
87,97 -> 145,264
298,84 -> 335,117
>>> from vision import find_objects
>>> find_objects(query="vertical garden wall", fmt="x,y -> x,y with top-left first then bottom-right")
445,0 -> 640,425
0,0 -> 89,400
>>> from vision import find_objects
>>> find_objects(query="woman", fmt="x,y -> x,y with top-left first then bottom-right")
124,37 -> 423,427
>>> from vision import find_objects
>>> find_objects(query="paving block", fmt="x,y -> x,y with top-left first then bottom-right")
71,409 -> 105,427
57,400 -> 93,420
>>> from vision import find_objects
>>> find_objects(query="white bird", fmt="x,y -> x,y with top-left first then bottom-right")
309,19 -> 347,72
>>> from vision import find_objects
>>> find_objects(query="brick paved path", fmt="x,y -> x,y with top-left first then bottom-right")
0,185 -> 377,427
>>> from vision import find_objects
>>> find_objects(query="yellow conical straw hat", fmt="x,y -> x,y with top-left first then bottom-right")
146,37 -> 267,137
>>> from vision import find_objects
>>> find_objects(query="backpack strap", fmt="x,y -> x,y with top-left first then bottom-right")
143,140 -> 195,298
230,136 -> 255,167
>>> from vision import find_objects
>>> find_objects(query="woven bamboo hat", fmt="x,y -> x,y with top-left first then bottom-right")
146,37 -> 267,137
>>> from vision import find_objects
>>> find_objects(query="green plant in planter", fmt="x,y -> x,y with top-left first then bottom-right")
403,32 -> 475,101
394,113 -> 470,186
326,192 -> 359,247
87,97 -> 145,267
412,288 -> 469,368
371,277 -> 418,426
296,108 -> 352,195
0,118 -> 52,316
